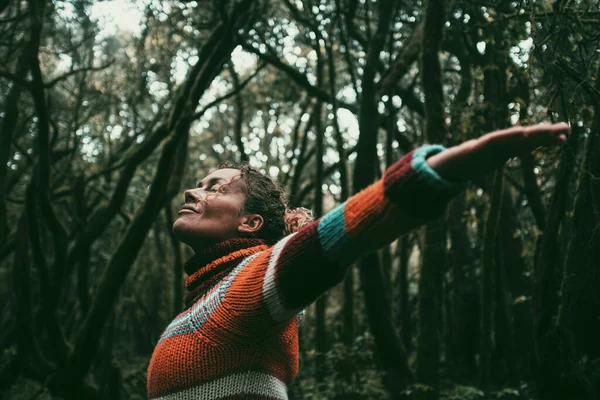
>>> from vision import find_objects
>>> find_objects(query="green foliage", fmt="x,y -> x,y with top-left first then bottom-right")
440,384 -> 535,400
290,333 -> 391,399
440,385 -> 484,400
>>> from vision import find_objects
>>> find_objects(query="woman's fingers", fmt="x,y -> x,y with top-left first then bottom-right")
495,122 -> 570,139
488,122 -> 570,155
522,122 -> 570,148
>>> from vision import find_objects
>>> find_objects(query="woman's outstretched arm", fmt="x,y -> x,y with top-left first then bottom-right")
221,122 -> 570,329
426,123 -> 570,181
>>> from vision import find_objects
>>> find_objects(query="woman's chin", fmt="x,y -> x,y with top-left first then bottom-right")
172,220 -> 195,242
172,221 -> 210,250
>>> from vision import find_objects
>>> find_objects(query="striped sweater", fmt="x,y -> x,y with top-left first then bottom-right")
147,145 -> 465,399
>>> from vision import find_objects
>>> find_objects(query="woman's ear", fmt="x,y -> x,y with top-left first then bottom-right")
238,213 -> 264,235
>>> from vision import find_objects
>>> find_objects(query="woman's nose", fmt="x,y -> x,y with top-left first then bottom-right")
184,188 -> 202,203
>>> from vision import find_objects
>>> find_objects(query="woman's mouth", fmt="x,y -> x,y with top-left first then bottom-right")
178,205 -> 201,215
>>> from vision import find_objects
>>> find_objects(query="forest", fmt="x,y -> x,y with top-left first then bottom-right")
1,0 -> 599,399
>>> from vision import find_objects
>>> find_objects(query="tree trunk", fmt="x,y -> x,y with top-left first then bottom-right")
360,253 -> 413,397
343,267 -> 355,349
165,203 -> 184,317
480,170 -> 503,390
415,218 -> 446,400
77,247 -> 91,315
100,313 -> 120,400
11,213 -> 51,380
351,0 -> 413,397
492,231 -> 517,385
447,194 -> 478,381
520,152 -> 546,230
414,0 -> 448,398
0,78 -> 26,245
396,234 -> 412,352
314,48 -> 327,382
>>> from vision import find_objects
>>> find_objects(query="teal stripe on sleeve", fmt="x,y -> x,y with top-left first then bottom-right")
411,144 -> 467,192
317,202 -> 351,262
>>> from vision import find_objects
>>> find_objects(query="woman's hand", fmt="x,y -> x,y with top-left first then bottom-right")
426,122 -> 571,182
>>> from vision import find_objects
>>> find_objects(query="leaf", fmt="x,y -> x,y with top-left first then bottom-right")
514,295 -> 529,304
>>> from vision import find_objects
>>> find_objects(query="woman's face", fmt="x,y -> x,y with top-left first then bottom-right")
173,168 -> 257,250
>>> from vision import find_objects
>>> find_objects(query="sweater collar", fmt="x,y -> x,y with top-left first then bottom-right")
184,238 -> 268,292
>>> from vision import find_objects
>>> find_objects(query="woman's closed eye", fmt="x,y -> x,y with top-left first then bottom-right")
201,184 -> 223,193
195,181 -> 218,192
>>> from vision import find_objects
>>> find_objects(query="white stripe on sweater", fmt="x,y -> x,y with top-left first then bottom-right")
262,233 -> 295,322
153,371 -> 288,399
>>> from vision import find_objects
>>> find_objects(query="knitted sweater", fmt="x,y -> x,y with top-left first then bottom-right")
147,145 -> 465,399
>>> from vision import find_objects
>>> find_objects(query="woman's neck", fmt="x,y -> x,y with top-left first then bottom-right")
185,237 -> 267,275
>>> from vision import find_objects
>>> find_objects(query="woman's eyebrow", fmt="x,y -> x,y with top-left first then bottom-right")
197,177 -> 222,187
202,177 -> 226,186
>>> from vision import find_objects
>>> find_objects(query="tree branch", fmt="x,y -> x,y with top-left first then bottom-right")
228,62 -> 248,163
44,60 -> 114,88
377,21 -> 424,96
0,67 -> 31,89
554,56 -> 600,100
190,62 -> 266,121
241,42 -> 357,112
520,152 -> 547,230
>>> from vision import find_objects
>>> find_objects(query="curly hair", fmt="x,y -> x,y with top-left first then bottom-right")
220,163 -> 313,244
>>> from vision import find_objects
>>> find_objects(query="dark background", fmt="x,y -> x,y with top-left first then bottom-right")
1,0 -> 599,398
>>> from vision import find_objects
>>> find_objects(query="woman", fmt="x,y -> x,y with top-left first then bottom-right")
147,123 -> 570,399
